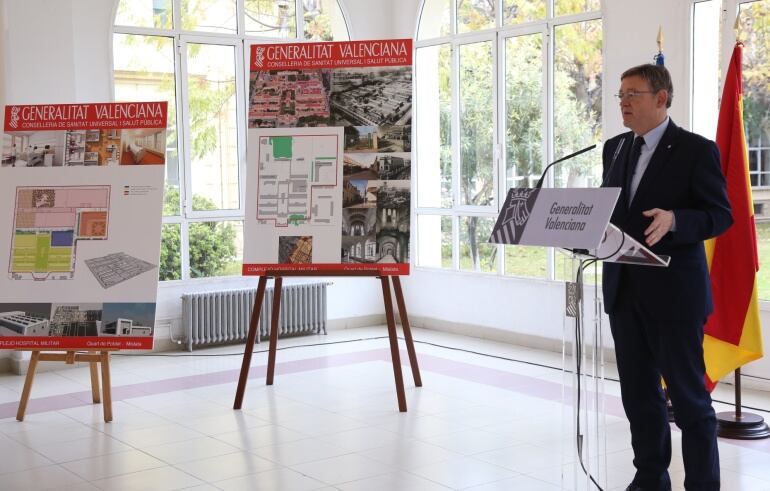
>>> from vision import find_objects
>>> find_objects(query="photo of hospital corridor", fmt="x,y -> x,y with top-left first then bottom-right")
119,128 -> 166,165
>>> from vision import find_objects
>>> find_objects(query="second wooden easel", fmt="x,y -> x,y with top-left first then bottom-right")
16,350 -> 114,422
233,270 -> 422,412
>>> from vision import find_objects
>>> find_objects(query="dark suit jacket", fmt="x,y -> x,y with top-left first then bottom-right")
601,120 -> 733,320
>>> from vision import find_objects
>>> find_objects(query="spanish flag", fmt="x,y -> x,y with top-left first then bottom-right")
703,42 -> 764,390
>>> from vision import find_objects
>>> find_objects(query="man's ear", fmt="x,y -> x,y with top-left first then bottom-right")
656,90 -> 669,108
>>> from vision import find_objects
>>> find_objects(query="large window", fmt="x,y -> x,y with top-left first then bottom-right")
415,0 -> 602,279
692,0 -> 770,299
113,0 -> 349,281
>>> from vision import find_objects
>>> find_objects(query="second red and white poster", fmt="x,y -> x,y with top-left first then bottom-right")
243,39 -> 412,275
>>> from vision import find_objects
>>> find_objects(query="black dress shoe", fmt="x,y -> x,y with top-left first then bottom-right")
625,486 -> 644,491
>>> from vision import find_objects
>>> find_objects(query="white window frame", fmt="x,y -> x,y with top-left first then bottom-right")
414,0 -> 602,280
111,0 -> 350,282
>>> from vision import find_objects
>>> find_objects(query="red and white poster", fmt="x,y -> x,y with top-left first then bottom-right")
243,39 -> 412,275
0,102 -> 168,349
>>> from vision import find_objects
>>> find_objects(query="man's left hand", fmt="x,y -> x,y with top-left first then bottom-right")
642,208 -> 674,247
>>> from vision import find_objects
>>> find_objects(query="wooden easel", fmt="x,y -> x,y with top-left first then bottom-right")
16,350 -> 114,422
233,270 -> 422,412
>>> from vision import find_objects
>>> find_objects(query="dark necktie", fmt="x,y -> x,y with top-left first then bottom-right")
625,136 -> 645,204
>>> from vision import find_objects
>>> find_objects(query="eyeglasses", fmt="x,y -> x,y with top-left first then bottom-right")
614,90 -> 655,101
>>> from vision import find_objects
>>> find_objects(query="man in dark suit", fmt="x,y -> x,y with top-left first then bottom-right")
602,64 -> 733,491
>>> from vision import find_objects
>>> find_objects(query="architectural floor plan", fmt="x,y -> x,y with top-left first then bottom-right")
85,252 -> 156,289
9,186 -> 110,280
256,135 -> 339,227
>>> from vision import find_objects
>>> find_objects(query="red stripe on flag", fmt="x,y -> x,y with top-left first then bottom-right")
705,43 -> 758,347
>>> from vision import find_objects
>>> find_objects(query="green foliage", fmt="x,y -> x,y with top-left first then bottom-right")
159,187 -> 238,280
742,1 -> 770,147
159,223 -> 182,281
440,13 -> 601,270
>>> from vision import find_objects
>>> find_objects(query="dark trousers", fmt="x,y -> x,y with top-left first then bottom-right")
609,287 -> 720,491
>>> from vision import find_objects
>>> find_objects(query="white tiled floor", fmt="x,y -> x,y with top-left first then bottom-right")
0,327 -> 768,490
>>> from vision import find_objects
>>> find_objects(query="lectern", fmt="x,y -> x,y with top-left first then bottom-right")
490,187 -> 669,490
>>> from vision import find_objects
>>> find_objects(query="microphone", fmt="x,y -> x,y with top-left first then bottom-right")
600,136 -> 628,187
534,144 -> 597,189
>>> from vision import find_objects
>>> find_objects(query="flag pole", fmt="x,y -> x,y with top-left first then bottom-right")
716,368 -> 770,439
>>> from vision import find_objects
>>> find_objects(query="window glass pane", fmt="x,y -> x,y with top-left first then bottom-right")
113,34 -> 180,216
186,43 -> 240,211
555,248 -> 601,283
458,0 -> 496,33
417,215 -> 452,268
245,0 -> 296,38
740,0 -> 770,298
190,220 -> 243,277
115,0 -> 173,29
159,223 -> 181,281
304,0 -> 349,41
460,216 -> 496,272
692,0 -> 720,140
418,0 -> 451,39
503,0 -> 546,25
505,245 -> 546,278
758,222 -> 770,299
505,33 -> 543,190
741,0 -> 770,148
553,20 -> 602,188
554,0 -> 600,16
459,41 -> 494,206
417,44 -> 452,208
181,0 -> 236,33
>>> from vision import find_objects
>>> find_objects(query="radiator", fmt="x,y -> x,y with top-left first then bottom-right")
181,283 -> 327,351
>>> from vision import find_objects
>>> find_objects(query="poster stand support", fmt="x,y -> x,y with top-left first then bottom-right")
233,270 -> 421,412
16,350 -> 116,422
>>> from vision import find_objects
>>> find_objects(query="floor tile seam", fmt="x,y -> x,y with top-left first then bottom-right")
0,462 -> 91,490
89,465 -> 206,490
60,451 -> 169,483
336,467 -> 456,489
209,464 -> 330,489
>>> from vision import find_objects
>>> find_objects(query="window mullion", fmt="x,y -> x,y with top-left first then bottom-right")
172,0 -> 182,31
451,38 -> 461,270
296,0 -> 305,39
181,221 -> 191,281
236,0 -> 245,36
545,24 -> 556,279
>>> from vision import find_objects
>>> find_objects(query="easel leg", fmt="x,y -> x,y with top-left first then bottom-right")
89,356 -> 101,404
16,351 -> 41,421
234,276 -> 268,410
266,277 -> 283,386
381,276 -> 407,412
392,276 -> 422,387
100,352 -> 113,422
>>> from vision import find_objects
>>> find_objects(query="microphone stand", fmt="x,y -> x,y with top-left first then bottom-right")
534,144 -> 597,189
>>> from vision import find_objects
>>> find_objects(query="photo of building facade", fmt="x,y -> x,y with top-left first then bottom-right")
0,310 -> 50,336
